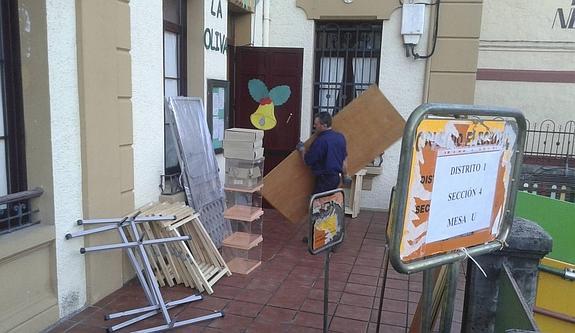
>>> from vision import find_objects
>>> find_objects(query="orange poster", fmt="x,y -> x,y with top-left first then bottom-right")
309,191 -> 345,255
400,119 -> 518,262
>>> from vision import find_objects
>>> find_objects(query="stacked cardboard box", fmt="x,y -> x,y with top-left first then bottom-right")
223,128 -> 264,189
221,128 -> 265,274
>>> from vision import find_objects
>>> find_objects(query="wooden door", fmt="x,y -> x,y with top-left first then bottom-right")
233,47 -> 303,175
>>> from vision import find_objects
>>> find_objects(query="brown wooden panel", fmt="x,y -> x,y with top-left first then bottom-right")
233,46 -> 303,171
262,86 -> 405,223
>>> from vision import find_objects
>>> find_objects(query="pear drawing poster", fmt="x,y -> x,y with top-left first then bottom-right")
248,79 -> 291,130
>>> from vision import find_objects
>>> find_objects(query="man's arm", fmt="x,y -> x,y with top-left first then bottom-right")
342,158 -> 352,187
296,141 -> 305,159
341,135 -> 351,186
303,140 -> 324,166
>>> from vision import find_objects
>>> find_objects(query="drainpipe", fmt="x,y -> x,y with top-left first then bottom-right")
262,0 -> 270,46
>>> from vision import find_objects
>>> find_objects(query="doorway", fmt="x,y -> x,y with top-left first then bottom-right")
232,47 -> 304,175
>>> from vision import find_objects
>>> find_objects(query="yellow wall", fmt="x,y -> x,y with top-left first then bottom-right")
426,0 -> 483,104
76,0 -> 134,303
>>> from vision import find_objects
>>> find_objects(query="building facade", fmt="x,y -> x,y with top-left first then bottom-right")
1,0 -> 161,331
475,0 -> 575,125
0,0 -> 485,331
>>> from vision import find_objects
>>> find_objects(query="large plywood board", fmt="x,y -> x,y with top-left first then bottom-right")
262,86 -> 406,223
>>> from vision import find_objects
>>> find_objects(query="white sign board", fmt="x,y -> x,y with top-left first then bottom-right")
426,146 -> 502,243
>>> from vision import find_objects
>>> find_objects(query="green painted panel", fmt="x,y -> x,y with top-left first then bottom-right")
515,191 -> 575,263
494,265 -> 538,333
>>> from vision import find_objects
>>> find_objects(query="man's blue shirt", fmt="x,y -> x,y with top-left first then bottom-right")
304,129 -> 347,176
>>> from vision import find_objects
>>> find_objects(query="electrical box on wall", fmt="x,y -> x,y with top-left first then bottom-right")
401,3 -> 425,46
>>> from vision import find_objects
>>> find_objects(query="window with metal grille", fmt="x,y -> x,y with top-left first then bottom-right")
0,188 -> 42,235
163,0 -> 187,176
313,22 -> 382,119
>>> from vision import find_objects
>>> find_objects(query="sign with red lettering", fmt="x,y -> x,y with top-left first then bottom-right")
399,119 -> 518,262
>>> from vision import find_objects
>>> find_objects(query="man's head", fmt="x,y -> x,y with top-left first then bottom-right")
314,111 -> 332,133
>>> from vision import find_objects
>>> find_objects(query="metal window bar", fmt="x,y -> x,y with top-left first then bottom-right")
0,187 -> 43,235
160,173 -> 183,195
313,22 -> 382,119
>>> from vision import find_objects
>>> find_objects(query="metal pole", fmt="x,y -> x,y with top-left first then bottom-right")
130,312 -> 224,333
128,217 -> 172,325
375,245 -> 390,333
377,187 -> 394,333
80,235 -> 191,253
107,295 -> 202,320
66,223 -> 118,240
77,215 -> 176,225
66,218 -> 174,240
323,249 -> 331,333
116,226 -> 155,305
421,269 -> 434,332
439,263 -> 459,333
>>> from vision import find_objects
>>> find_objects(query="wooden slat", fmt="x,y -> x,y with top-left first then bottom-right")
127,201 -> 231,294
209,269 -> 231,288
262,86 -> 406,223
152,221 -> 183,285
138,202 -> 194,287
142,222 -> 175,286
147,203 -> 184,286
191,214 -> 230,269
168,213 -> 200,231
126,222 -> 167,287
204,266 -> 219,280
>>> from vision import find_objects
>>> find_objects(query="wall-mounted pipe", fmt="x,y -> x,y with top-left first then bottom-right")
262,0 -> 270,46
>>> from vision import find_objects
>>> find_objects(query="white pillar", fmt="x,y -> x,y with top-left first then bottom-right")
131,0 -> 164,208
46,0 -> 86,317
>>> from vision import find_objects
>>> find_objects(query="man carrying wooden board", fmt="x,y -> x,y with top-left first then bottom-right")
262,86 -> 406,224
296,111 -> 352,194
296,111 -> 351,243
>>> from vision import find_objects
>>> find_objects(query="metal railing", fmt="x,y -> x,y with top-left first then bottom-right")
521,119 -> 575,202
523,119 -> 575,167
0,187 -> 43,235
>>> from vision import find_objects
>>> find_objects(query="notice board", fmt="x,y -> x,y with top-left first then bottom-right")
207,79 -> 230,153
262,86 -> 406,223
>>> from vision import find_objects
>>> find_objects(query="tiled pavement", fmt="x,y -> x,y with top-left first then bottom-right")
46,210 -> 465,333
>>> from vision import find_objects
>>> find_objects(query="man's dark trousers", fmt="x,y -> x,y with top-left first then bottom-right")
313,174 -> 340,194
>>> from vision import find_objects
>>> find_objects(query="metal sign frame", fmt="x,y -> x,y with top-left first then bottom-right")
388,103 -> 526,274
308,188 -> 346,255
307,188 -> 346,333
